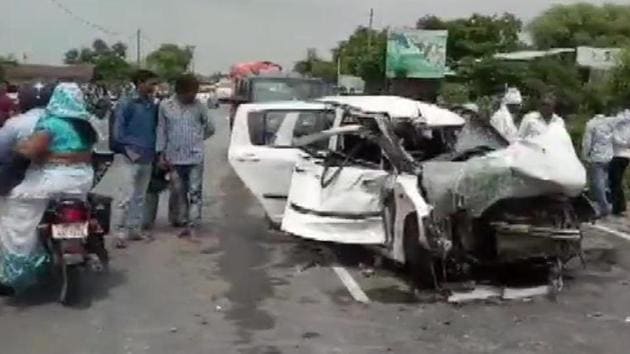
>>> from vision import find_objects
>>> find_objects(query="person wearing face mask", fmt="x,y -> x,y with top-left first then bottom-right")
156,74 -> 214,239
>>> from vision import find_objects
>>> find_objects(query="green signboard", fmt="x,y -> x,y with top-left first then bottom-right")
386,29 -> 448,79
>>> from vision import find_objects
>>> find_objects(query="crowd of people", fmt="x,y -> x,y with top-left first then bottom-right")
111,70 -> 214,248
485,86 -> 630,219
0,70 -> 626,294
0,82 -> 98,292
582,108 -> 630,218
0,70 -> 215,293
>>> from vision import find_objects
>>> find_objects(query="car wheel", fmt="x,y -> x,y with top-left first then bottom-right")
403,214 -> 438,289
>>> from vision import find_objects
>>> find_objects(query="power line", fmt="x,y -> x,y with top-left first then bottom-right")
48,0 -> 121,37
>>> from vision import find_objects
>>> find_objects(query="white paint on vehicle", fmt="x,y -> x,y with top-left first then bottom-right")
332,266 -> 370,304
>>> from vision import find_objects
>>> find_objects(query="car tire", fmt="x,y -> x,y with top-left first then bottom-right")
403,214 -> 438,289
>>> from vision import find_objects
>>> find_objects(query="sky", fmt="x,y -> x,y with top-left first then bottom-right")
1,0 -> 627,74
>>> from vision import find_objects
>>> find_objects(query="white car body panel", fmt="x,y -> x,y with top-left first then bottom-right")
228,102 -> 332,223
388,175 -> 432,262
281,157 -> 388,244
318,96 -> 465,126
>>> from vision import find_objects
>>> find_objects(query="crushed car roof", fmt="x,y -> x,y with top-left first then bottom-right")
240,96 -> 466,127
241,101 -> 328,111
318,96 -> 465,126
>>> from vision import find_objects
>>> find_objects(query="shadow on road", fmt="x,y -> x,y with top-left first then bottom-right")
6,268 -> 127,310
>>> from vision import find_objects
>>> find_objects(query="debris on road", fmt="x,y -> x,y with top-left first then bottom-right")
448,286 -> 500,303
448,285 -> 550,303
302,332 -> 321,339
502,286 -> 550,300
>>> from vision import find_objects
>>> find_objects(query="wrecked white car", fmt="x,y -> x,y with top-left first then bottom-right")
229,96 -> 595,289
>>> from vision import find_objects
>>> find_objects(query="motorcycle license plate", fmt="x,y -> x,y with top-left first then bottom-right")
52,223 -> 89,240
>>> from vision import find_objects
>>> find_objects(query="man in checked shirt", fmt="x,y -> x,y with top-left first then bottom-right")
157,75 -> 215,238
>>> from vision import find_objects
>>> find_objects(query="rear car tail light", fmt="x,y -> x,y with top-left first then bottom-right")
56,207 -> 89,223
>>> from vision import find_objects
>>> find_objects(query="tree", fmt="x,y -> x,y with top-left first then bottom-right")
93,55 -> 133,82
417,13 -> 523,62
529,4 -> 630,49
63,39 -> 131,82
112,42 -> 127,58
0,54 -> 18,82
293,49 -> 337,82
64,49 -> 80,64
336,27 -> 387,85
146,44 -> 193,82
608,48 -> 630,109
416,15 -> 447,30
92,39 -> 110,57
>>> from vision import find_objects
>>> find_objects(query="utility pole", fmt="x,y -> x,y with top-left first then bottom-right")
136,29 -> 141,67
188,45 -> 196,73
367,8 -> 374,49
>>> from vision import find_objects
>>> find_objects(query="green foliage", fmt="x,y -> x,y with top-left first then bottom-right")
64,39 -> 131,83
529,3 -> 630,49
608,48 -> 630,109
336,27 -> 387,84
293,50 -> 337,82
418,13 -> 523,62
456,58 -> 528,98
438,82 -> 470,105
0,55 -> 18,81
293,28 -> 386,87
146,44 -> 193,82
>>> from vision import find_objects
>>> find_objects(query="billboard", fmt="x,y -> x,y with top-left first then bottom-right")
386,29 -> 448,79
576,46 -> 622,70
337,75 -> 365,94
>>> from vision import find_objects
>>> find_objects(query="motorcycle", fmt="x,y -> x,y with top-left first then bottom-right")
37,151 -> 113,305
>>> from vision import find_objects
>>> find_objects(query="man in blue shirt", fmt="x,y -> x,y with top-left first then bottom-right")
111,70 -> 159,248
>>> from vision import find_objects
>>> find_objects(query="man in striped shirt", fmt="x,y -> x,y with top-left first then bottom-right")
156,75 -> 214,237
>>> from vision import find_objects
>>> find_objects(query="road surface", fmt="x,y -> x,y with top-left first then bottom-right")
1,107 -> 630,354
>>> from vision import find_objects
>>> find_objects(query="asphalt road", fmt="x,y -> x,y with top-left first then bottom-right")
2,107 -> 630,353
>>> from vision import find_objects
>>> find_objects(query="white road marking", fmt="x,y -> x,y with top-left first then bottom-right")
332,266 -> 370,304
587,223 -> 630,242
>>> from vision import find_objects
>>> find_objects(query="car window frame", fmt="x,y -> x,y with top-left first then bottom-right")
247,108 -> 336,148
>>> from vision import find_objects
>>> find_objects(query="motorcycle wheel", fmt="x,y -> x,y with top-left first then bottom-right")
59,264 -> 82,306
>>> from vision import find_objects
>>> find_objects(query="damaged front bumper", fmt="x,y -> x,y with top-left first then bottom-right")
281,203 -> 385,244
491,222 -> 582,262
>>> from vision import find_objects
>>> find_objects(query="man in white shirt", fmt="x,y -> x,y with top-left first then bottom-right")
609,109 -> 630,215
519,94 -> 565,139
490,87 -> 521,143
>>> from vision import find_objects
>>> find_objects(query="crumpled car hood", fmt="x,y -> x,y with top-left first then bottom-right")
423,122 -> 586,217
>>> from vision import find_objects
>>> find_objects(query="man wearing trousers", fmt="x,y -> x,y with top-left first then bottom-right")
156,75 -> 214,238
610,109 -> 630,216
112,70 -> 159,247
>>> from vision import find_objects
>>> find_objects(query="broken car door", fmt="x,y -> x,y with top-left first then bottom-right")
229,107 -> 334,223
281,121 -> 389,244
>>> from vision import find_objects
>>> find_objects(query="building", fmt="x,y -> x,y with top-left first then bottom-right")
2,64 -> 95,84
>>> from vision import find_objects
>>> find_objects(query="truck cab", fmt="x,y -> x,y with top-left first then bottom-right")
229,74 -> 332,128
